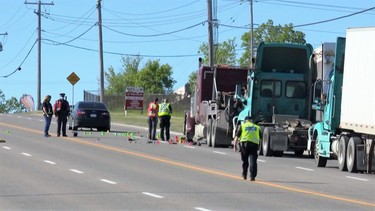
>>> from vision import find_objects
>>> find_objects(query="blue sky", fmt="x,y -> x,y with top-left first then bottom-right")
0,0 -> 374,109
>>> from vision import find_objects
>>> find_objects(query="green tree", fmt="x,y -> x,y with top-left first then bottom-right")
187,71 -> 197,94
5,97 -> 26,113
105,55 -> 141,95
137,59 -> 176,94
198,38 -> 237,66
0,90 -> 5,113
0,90 -> 26,113
239,19 -> 306,67
105,56 -> 175,95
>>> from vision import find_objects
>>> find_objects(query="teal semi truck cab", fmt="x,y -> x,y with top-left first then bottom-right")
308,27 -> 375,173
234,42 -> 316,157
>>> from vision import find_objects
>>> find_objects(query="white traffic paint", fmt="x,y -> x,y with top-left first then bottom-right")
100,179 -> 117,184
195,207 -> 212,211
142,192 -> 164,198
345,176 -> 368,182
296,166 -> 314,171
44,160 -> 56,165
70,169 -> 84,174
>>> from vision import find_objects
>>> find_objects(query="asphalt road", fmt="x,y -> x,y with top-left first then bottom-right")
1,113 -> 374,210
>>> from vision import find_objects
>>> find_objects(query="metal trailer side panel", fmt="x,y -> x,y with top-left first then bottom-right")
340,27 -> 375,135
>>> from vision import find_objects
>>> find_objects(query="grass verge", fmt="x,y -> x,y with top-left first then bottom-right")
110,110 -> 185,134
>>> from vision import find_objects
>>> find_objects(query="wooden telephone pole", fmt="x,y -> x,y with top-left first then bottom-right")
25,0 -> 54,110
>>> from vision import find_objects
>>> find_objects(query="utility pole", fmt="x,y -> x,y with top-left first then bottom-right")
207,0 -> 217,101
207,0 -> 214,68
97,0 -> 105,103
25,0 -> 54,110
250,0 -> 254,69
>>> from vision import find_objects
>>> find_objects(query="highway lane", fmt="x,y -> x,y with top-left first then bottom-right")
1,113 -> 374,210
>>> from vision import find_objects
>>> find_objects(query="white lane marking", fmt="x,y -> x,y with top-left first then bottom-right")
27,117 -> 32,120
17,116 -> 22,118
44,160 -> 56,165
258,159 -> 266,163
296,166 -> 314,171
70,169 -> 84,174
213,151 -> 226,155
100,179 -> 117,184
3,146 -> 11,150
184,145 -> 196,149
195,207 -> 212,211
142,192 -> 164,198
346,176 -> 368,182
21,153 -> 31,157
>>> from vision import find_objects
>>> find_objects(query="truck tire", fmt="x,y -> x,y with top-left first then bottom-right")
294,150 -> 304,157
211,119 -> 217,148
262,127 -> 274,156
274,151 -> 284,157
346,136 -> 362,173
258,126 -> 265,156
338,135 -> 349,171
314,133 -> 327,167
206,119 -> 212,147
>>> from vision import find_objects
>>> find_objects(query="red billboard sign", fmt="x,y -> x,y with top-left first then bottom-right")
125,87 -> 144,110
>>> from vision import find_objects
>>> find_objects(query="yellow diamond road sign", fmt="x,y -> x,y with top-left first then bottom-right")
67,72 -> 80,85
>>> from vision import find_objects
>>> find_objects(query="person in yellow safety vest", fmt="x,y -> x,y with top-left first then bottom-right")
233,116 -> 260,181
147,98 -> 159,142
158,98 -> 173,142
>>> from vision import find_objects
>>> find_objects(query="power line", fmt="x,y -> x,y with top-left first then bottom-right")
42,39 -> 202,58
102,21 -> 206,37
294,7 -> 375,27
0,39 -> 37,78
47,22 -> 97,45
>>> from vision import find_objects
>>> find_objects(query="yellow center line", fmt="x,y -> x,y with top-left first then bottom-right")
1,121 -> 374,207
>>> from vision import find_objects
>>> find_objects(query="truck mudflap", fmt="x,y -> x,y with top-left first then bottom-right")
270,131 -> 289,151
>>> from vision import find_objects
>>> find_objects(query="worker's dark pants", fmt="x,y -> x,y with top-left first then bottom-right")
148,116 -> 158,140
159,115 -> 171,141
240,142 -> 258,179
57,116 -> 67,136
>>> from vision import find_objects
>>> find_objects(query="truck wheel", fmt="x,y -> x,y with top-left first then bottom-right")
346,137 -> 362,173
338,135 -> 349,171
262,127 -> 274,156
258,139 -> 263,156
274,151 -> 284,157
211,119 -> 217,148
258,126 -> 264,156
314,134 -> 327,167
206,119 -> 212,147
309,141 -> 315,158
294,150 -> 304,157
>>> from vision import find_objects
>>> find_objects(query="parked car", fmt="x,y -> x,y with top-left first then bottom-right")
68,101 -> 111,137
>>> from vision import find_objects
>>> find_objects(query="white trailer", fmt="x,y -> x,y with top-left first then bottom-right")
309,27 -> 375,173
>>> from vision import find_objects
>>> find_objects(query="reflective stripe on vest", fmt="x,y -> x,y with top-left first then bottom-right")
240,121 -> 260,144
158,103 -> 171,116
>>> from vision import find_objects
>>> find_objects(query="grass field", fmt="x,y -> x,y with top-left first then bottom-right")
30,109 -> 185,134
110,110 -> 185,134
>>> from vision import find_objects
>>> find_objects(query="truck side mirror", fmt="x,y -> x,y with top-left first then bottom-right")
312,97 -> 325,111
234,84 -> 242,98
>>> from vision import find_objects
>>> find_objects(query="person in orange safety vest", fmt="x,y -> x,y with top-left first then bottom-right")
147,98 -> 159,142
